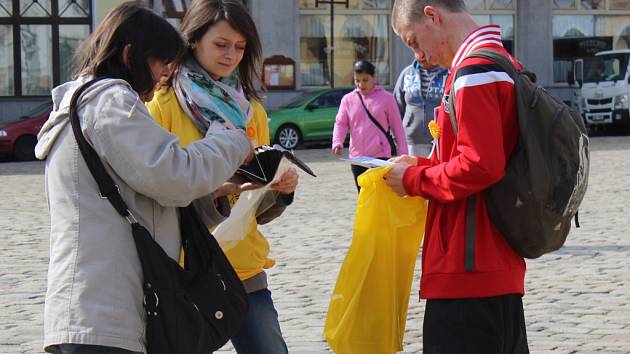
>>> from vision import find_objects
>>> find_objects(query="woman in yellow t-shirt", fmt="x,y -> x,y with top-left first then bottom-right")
146,1 -> 298,353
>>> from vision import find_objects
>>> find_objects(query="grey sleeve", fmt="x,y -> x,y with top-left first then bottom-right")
191,195 -> 227,229
393,70 -> 406,118
255,191 -> 294,225
86,88 -> 251,207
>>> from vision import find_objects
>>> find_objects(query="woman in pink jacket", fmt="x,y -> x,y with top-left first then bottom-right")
332,60 -> 407,192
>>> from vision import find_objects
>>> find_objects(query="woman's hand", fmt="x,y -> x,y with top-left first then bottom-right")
332,145 -> 343,156
388,154 -> 418,166
270,168 -> 299,194
211,175 -> 262,199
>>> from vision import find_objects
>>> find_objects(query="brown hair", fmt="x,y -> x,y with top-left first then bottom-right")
392,0 -> 466,31
179,0 -> 263,100
73,1 -> 185,98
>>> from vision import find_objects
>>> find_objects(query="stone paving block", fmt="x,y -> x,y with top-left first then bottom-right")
2,138 -> 630,353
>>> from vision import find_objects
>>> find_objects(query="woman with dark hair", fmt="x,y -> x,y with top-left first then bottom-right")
146,1 -> 298,353
35,2 -> 252,353
332,60 -> 407,192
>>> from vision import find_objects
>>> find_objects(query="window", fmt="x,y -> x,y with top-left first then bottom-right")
59,24 -> 90,83
0,24 -> 13,95
465,0 -> 516,54
552,3 -> 630,83
0,0 -> 91,97
315,90 -> 347,108
553,0 -> 577,9
21,24 -> 52,95
300,1 -> 391,87
154,0 -> 189,27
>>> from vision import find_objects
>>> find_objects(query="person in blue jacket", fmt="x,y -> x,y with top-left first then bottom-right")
394,55 -> 448,157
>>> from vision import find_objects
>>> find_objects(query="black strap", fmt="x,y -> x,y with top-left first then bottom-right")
355,91 -> 397,155
68,77 -> 134,221
447,49 -> 521,272
447,48 -> 519,135
574,211 -> 580,228
464,195 -> 476,272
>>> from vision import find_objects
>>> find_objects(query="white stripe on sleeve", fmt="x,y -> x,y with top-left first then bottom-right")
453,71 -> 514,95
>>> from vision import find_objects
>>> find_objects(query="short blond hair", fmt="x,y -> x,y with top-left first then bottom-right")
392,0 -> 466,31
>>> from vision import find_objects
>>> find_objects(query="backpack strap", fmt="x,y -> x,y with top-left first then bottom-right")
447,49 -> 521,272
464,195 -> 477,272
447,49 -> 519,134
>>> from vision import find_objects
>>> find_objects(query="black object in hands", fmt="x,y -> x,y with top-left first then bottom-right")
236,145 -> 316,185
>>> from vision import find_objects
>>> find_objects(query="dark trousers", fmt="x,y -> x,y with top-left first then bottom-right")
423,294 -> 529,354
350,164 -> 369,193
58,344 -> 140,354
350,157 -> 388,193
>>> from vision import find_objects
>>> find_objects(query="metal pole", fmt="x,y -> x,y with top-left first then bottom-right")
330,3 -> 334,87
315,0 -> 348,88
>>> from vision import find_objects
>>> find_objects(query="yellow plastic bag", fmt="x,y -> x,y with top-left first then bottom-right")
324,167 -> 427,354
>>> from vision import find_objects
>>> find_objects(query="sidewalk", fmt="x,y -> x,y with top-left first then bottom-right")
1,136 -> 629,353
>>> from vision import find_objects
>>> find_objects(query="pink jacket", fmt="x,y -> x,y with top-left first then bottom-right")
332,86 -> 408,158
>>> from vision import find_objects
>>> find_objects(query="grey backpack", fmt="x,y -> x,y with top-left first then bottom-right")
448,49 -> 590,264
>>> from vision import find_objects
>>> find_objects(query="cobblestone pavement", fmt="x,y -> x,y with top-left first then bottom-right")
1,136 -> 629,354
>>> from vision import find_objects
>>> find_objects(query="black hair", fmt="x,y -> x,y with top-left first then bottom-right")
73,1 -> 185,98
353,60 -> 376,76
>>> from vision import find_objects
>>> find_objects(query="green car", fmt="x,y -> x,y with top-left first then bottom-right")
268,87 -> 353,149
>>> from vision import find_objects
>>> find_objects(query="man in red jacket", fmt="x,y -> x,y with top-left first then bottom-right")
386,1 -> 529,353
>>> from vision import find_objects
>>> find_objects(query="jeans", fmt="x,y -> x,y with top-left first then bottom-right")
230,288 -> 288,354
58,344 -> 141,354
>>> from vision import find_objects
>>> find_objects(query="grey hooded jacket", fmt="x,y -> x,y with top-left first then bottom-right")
394,61 -> 448,145
36,77 -> 251,353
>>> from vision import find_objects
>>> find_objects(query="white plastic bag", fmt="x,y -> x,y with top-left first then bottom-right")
213,157 -> 293,251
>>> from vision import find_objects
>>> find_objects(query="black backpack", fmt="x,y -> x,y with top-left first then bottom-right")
69,78 -> 248,353
448,49 -> 590,263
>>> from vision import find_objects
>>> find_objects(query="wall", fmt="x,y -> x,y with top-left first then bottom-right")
516,0 -> 553,87
515,0 -> 579,104
253,1 -> 412,110
93,0 -> 128,26
392,32 -> 415,87
248,0 -> 301,110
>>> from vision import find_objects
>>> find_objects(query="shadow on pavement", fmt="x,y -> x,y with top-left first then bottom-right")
551,245 -> 630,256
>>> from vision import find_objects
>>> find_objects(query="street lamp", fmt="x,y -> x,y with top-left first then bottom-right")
315,0 -> 349,87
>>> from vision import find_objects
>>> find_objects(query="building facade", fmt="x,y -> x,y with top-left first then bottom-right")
2,0 -> 630,121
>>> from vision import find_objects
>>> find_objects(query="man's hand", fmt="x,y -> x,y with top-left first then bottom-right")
388,154 -> 418,166
332,145 -> 343,156
384,162 -> 411,196
270,168 -> 299,194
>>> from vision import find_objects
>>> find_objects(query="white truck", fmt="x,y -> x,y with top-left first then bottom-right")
573,49 -> 630,130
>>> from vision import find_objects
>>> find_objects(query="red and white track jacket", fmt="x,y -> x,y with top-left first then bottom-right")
402,25 -> 526,299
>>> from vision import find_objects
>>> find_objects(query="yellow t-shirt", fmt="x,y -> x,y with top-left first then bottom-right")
146,86 -> 275,280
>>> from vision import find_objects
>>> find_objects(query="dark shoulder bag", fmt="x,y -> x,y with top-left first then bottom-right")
356,92 -> 398,156
69,78 -> 248,354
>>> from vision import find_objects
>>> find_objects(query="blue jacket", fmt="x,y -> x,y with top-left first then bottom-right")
394,61 -> 448,145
